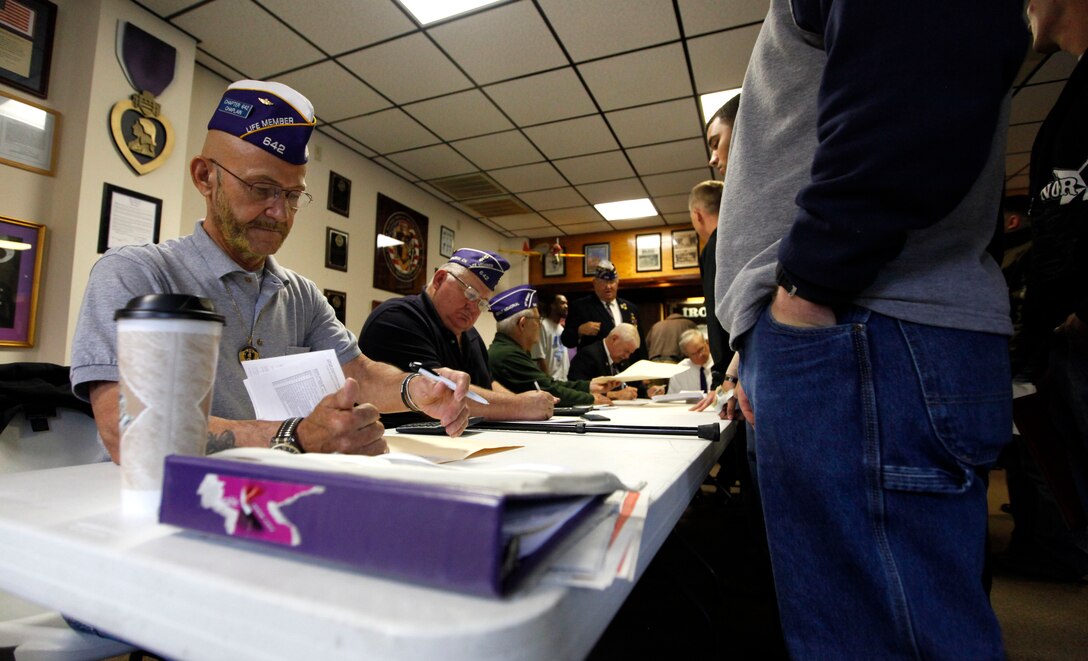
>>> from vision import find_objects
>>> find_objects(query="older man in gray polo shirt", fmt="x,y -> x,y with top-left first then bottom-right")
71,80 -> 471,462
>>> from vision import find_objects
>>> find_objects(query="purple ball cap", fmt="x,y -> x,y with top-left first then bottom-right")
207,80 -> 316,165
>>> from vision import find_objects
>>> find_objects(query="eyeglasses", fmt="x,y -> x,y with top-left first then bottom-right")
445,271 -> 491,312
209,159 -> 313,210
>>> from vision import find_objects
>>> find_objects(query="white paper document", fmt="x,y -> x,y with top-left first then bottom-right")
651,390 -> 705,403
591,359 -> 689,383
242,350 -> 345,420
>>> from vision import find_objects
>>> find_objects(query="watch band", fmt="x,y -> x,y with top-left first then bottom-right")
271,417 -> 305,454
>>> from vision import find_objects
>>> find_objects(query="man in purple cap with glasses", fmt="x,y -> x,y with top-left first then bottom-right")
72,80 -> 473,463
361,249 -> 556,424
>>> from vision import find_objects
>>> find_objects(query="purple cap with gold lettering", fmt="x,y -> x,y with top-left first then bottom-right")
207,80 -> 316,165
446,248 -> 510,291
489,285 -> 538,321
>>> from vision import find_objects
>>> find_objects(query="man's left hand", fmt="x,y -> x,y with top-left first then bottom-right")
410,367 -> 471,436
770,286 -> 835,328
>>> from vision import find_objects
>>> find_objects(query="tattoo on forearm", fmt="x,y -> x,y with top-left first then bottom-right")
206,430 -> 236,454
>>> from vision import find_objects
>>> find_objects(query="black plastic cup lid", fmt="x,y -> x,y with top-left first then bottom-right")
115,294 -> 226,324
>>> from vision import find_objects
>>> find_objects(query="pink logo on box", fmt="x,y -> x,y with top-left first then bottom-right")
197,474 -> 325,546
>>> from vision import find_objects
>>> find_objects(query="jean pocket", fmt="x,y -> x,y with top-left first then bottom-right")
901,321 -> 1012,468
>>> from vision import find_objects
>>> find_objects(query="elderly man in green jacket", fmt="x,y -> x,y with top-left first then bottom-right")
488,285 -> 612,407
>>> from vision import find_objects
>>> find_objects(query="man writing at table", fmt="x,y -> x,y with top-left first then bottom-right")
488,285 -> 614,406
359,248 -> 555,422
567,324 -> 644,401
71,80 -> 471,462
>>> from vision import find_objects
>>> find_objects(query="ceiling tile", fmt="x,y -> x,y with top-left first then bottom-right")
678,0 -> 769,37
521,226 -> 566,239
259,0 -> 416,56
524,115 -> 619,159
579,43 -> 692,111
173,0 -> 324,79
1020,51 -> 1077,86
607,98 -> 702,148
318,126 -> 377,157
387,144 -> 477,180
1007,123 -> 1040,154
663,212 -> 693,225
565,221 -> 613,234
338,33 -> 472,104
404,90 -> 513,141
138,0 -> 204,15
416,182 -> 453,202
609,217 -> 665,230
275,61 -> 390,123
1010,81 -> 1064,125
687,24 -> 761,94
627,138 -> 709,176
553,151 -> 635,184
538,0 -> 680,62
484,68 -> 597,127
195,51 -> 246,82
373,156 -> 419,182
428,0 -> 567,85
655,193 -> 694,214
542,206 -> 604,225
487,163 -> 567,192
452,131 -> 542,170
332,108 -> 438,154
490,213 -> 551,230
517,187 -> 587,210
577,178 -> 646,204
642,168 -> 709,196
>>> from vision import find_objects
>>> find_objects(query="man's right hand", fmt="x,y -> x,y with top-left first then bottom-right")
578,321 -> 602,337
297,378 -> 387,455
515,390 -> 557,419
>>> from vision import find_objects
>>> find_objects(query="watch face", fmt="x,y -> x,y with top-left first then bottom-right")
271,440 -> 302,454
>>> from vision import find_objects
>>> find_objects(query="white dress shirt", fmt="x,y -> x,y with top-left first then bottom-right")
667,356 -> 715,393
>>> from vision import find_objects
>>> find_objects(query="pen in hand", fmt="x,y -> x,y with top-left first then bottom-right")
534,380 -> 542,391
415,366 -> 489,405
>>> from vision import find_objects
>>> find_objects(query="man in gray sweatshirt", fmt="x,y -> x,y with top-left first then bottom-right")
715,1 -> 1028,657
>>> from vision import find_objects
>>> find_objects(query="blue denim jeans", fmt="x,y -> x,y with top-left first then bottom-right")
738,305 -> 1011,659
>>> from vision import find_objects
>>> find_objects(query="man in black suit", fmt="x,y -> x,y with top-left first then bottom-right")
568,323 -> 640,400
561,260 -> 641,353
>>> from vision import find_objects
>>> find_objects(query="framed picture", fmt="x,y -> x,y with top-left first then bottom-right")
671,229 -> 700,269
636,233 -> 662,272
0,0 -> 57,99
0,215 -> 45,347
97,184 -> 162,253
439,225 -> 454,258
328,171 -> 351,217
323,289 -> 347,325
543,254 -> 565,277
0,90 -> 59,175
374,193 -> 428,295
582,242 -> 610,277
325,227 -> 348,271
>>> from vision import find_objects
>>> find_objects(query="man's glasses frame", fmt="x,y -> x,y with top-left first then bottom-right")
445,270 -> 492,312
209,158 -> 313,210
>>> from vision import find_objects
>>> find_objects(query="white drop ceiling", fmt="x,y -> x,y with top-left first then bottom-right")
136,0 -> 1063,239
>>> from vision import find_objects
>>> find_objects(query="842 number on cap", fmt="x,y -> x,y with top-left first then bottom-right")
262,137 -> 285,155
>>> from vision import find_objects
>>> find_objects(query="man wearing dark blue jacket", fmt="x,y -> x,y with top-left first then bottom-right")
714,1 -> 1028,657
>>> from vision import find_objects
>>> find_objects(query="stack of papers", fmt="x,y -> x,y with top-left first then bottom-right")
651,390 -> 705,403
242,350 -> 344,419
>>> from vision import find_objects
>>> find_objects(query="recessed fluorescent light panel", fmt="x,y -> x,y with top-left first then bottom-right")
699,88 -> 742,125
594,198 -> 657,221
399,0 -> 503,25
